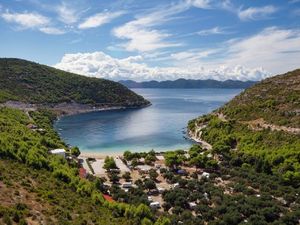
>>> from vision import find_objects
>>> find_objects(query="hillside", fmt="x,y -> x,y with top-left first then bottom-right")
119,79 -> 256,89
0,159 -> 132,225
221,68 -> 300,128
0,58 -> 149,107
188,68 -> 300,186
0,107 -> 164,224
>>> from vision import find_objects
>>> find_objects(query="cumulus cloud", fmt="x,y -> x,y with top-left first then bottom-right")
54,51 -> 269,82
223,27 -> 300,73
78,11 -> 124,29
54,27 -> 300,82
238,5 -> 277,21
112,3 -> 186,52
1,11 -> 50,28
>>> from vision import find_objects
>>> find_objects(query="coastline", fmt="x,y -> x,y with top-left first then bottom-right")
79,152 -> 122,159
1,100 -> 151,117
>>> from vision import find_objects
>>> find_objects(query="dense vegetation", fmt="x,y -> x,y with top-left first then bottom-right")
220,68 -> 300,128
0,159 -> 132,225
188,69 -> 300,186
113,146 -> 300,224
0,58 -> 149,106
194,115 -> 300,185
119,79 -> 256,89
0,107 -> 171,224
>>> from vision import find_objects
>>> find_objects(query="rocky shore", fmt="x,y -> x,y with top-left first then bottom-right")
1,100 -> 151,116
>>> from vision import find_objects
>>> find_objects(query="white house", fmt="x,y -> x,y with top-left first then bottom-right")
122,182 -> 132,189
150,202 -> 160,209
189,202 -> 197,209
49,149 -> 66,158
157,187 -> 165,193
202,172 -> 210,178
173,183 -> 180,188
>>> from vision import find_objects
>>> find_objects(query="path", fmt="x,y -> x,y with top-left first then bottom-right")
243,118 -> 300,134
115,157 -> 130,174
189,123 -> 212,150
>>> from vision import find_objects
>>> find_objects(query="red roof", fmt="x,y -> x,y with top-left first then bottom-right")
79,167 -> 87,178
103,194 -> 114,202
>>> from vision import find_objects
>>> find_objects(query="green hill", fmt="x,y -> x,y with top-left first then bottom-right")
0,58 -> 149,107
221,68 -> 300,128
189,68 -> 300,186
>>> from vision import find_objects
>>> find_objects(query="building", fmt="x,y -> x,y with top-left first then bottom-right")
49,149 -> 66,158
79,167 -> 87,178
157,187 -> 165,193
103,194 -> 114,202
173,183 -> 180,188
122,182 -> 132,189
150,202 -> 160,209
136,165 -> 152,174
202,172 -> 210,178
189,202 -> 197,209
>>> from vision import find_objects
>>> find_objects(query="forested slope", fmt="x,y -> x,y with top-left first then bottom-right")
189,68 -> 300,186
0,58 -> 149,107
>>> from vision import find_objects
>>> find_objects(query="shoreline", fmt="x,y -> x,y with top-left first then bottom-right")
79,152 -> 122,159
1,100 -> 151,117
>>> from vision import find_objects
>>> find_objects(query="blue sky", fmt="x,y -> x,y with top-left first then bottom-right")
0,0 -> 300,81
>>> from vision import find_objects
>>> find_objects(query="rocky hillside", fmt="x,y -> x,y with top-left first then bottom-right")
189,68 -> 300,186
119,79 -> 256,89
221,69 -> 300,128
0,58 -> 149,107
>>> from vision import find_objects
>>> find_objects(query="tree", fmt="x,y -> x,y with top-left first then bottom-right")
134,204 -> 152,220
122,172 -> 131,182
154,217 -> 171,225
103,156 -> 118,171
189,154 -> 206,168
165,152 -> 185,169
149,169 -> 159,181
141,218 -> 153,225
144,179 -> 156,191
109,172 -> 120,184
123,150 -> 133,161
70,146 -> 81,157
145,154 -> 156,165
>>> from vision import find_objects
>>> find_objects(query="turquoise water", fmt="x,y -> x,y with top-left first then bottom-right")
54,88 -> 242,153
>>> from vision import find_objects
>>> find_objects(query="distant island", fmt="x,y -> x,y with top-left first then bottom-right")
119,79 -> 256,89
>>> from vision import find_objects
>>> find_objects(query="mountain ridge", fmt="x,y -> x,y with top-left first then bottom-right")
119,78 -> 256,89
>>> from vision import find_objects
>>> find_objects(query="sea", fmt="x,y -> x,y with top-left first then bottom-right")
54,88 -> 242,154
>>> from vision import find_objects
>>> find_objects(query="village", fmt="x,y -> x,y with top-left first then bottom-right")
49,144 -> 217,213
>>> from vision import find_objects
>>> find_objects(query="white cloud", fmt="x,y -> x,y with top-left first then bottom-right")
78,11 -> 124,29
1,11 -> 50,28
54,51 -> 269,82
238,5 -> 277,21
197,27 -> 226,36
112,3 -> 187,52
55,27 -> 300,82
39,27 -> 65,35
186,0 -> 212,9
223,27 -> 300,73
56,2 -> 79,24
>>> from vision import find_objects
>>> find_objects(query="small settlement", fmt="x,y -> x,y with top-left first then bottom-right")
77,146 -> 218,212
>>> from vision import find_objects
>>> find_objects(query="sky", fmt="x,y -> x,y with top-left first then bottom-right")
0,0 -> 300,81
